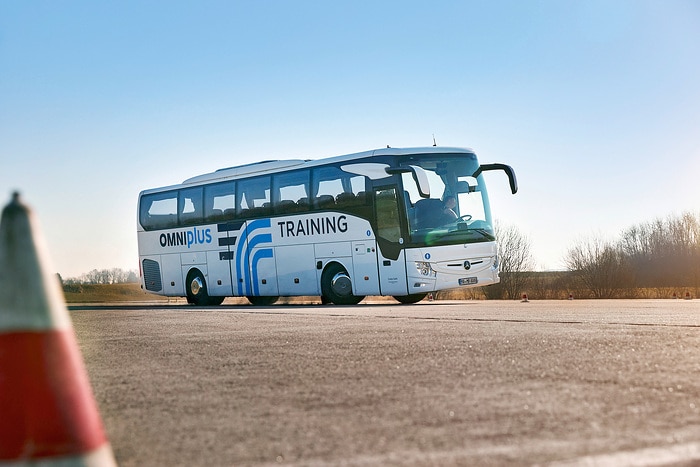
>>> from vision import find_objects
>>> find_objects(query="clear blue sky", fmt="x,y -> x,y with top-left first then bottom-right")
1,1 -> 699,278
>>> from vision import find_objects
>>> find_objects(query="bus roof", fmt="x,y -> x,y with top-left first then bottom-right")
182,146 -> 475,184
141,146 -> 476,195
183,159 -> 310,184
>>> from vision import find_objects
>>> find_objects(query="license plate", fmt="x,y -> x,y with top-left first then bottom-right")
459,277 -> 478,285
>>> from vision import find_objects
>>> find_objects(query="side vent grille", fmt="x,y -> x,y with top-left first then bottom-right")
142,259 -> 162,292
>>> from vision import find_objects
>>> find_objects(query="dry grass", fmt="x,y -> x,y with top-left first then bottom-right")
62,283 -> 165,303
61,282 -> 697,304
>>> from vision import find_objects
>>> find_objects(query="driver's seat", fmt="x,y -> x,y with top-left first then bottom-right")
414,198 -> 444,229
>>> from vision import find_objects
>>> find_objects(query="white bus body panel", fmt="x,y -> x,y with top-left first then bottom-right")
206,249 -> 233,296
276,244 -> 317,296
138,217 -> 500,300
378,250 -> 409,296
405,241 -> 499,293
351,241 -> 381,296
162,254 -> 185,296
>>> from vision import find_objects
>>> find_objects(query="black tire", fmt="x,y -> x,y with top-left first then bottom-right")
208,296 -> 225,306
185,269 -> 220,306
321,263 -> 364,305
394,293 -> 428,304
246,296 -> 279,306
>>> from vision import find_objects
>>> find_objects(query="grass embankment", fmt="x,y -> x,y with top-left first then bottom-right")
61,283 -> 322,304
62,283 -> 169,303
61,283 -> 397,304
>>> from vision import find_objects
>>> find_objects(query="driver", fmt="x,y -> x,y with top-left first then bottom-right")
441,195 -> 458,223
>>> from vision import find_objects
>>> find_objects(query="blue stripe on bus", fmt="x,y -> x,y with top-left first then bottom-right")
251,248 -> 274,295
244,232 -> 273,295
235,219 -> 273,296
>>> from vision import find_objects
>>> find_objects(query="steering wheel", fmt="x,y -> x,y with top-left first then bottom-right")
458,214 -> 472,222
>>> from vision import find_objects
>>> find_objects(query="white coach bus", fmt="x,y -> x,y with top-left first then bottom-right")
137,146 -> 517,305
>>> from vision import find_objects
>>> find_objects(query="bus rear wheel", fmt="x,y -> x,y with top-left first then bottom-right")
247,296 -> 279,306
321,263 -> 364,305
186,269 -> 223,306
393,293 -> 428,304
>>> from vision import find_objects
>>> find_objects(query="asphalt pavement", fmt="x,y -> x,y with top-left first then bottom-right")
70,299 -> 700,466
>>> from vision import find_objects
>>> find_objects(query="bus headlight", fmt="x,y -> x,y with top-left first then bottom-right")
415,261 -> 437,277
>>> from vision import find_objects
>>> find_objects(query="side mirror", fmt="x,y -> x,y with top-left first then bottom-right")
472,163 -> 518,194
385,165 -> 431,198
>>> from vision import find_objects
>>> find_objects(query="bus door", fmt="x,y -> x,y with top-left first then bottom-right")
230,218 -> 279,297
206,221 -> 237,297
374,187 -> 409,296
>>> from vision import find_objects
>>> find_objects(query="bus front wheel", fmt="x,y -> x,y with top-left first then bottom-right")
393,293 -> 428,304
186,269 -> 223,306
321,263 -> 364,305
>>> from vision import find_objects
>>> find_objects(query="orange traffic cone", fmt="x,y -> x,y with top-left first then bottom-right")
0,192 -> 116,465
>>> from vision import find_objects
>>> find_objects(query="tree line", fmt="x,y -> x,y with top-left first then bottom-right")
60,268 -> 139,285
489,212 -> 700,299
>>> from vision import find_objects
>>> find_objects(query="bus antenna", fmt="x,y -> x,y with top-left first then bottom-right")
432,134 -> 437,146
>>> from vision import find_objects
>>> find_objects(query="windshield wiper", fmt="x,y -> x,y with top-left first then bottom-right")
453,222 -> 496,241
472,228 -> 495,241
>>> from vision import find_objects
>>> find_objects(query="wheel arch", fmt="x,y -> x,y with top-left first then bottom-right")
184,266 -> 223,305
320,260 -> 364,305
320,259 -> 354,290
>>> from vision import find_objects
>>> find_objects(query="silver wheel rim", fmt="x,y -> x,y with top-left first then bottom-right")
190,277 -> 203,296
330,272 -> 352,296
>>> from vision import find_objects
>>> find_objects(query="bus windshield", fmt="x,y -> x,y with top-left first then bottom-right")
400,153 -> 494,246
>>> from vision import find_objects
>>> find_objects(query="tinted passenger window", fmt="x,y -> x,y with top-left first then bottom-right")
313,166 -> 368,210
273,170 -> 310,213
204,181 -> 235,222
140,191 -> 178,230
238,176 -> 271,217
179,187 -> 203,226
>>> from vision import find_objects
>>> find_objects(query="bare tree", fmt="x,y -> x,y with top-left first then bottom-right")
565,236 -> 631,298
71,268 -> 139,284
620,212 -> 700,289
484,222 -> 534,299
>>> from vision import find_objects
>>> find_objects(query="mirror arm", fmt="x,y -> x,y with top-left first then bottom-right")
473,163 -> 518,194
385,167 -> 430,198
385,167 -> 409,175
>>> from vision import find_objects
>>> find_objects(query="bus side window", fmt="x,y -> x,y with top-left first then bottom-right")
313,166 -> 367,212
204,181 -> 235,222
141,191 -> 178,230
238,176 -> 271,218
179,187 -> 204,226
273,170 -> 309,214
